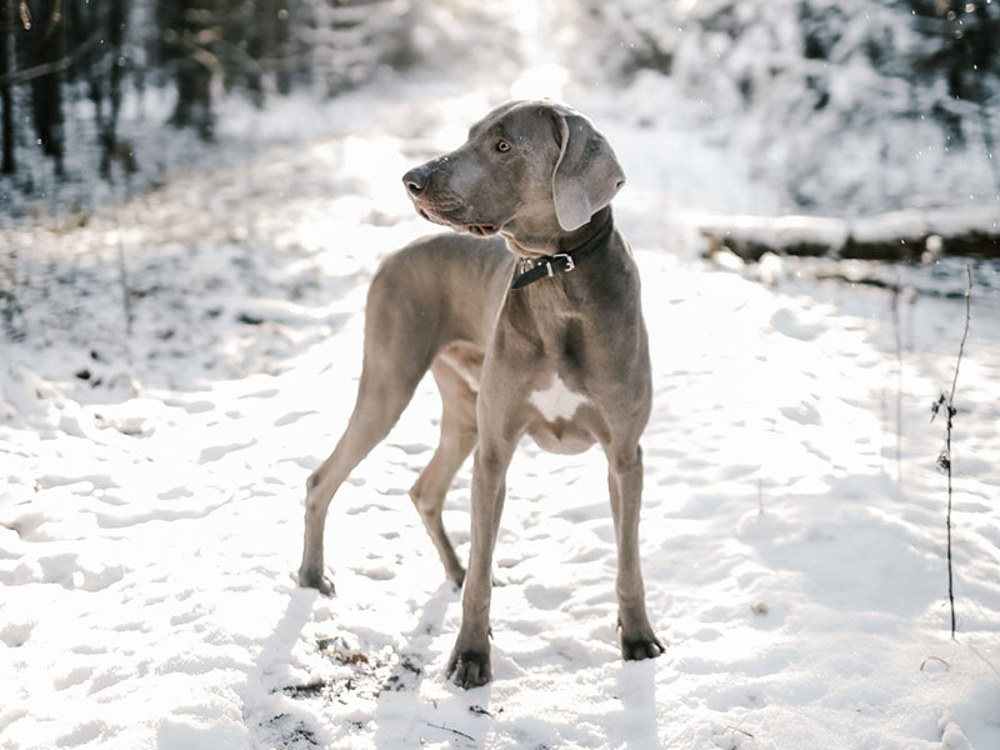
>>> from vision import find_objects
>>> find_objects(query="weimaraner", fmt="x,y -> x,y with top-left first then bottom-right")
299,100 -> 662,687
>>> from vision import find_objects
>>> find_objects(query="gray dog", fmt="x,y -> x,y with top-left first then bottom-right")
299,100 -> 662,687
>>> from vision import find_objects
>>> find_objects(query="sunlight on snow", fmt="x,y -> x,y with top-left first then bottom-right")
511,64 -> 570,101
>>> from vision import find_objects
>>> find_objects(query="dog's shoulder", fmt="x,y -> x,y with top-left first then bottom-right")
378,233 -> 513,281
397,232 -> 508,259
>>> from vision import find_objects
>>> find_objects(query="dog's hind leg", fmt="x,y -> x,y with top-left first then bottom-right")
299,378 -> 419,592
409,341 -> 482,586
298,261 -> 440,595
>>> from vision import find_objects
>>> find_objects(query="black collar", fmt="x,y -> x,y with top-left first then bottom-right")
510,210 -> 615,290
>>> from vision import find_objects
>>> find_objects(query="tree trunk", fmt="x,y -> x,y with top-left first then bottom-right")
169,0 -> 214,139
0,0 -> 14,174
26,0 -> 64,175
100,0 -> 127,178
267,0 -> 291,96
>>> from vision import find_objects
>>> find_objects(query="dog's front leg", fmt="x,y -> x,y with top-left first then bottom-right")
608,444 -> 664,660
447,439 -> 513,688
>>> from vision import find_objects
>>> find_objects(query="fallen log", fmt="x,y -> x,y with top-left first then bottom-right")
700,206 -> 1000,263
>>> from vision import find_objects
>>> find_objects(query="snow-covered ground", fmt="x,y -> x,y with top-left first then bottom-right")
3,23 -> 1000,750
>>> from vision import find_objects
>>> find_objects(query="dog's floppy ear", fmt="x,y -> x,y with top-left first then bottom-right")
551,108 -> 626,231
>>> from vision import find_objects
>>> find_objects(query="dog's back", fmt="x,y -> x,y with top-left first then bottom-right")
366,233 -> 514,354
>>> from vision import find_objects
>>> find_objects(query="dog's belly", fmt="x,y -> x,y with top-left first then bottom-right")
527,420 -> 595,455
526,375 -> 596,455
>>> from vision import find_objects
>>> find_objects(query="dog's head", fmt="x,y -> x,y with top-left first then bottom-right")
402,100 -> 625,254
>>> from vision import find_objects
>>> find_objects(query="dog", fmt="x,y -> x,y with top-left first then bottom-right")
299,100 -> 662,687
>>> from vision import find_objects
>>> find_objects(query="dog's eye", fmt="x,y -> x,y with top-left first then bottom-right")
496,139 -> 512,153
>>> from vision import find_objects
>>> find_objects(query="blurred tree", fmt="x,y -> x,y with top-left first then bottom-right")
61,0 -> 129,177
0,0 -> 420,183
909,0 -> 1000,139
1,0 -> 13,174
262,0 -> 292,95
22,0 -> 65,175
912,0 -> 1000,191
941,0 -> 999,104
302,0 -> 415,96
159,0 -> 216,138
96,0 -> 127,178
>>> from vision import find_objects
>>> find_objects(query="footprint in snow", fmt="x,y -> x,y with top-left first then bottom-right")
345,502 -> 393,516
56,722 -> 103,748
523,583 -> 572,610
239,388 -> 280,400
179,400 -> 215,414
770,308 -> 821,341
565,547 -> 606,564
53,666 -> 93,690
34,473 -> 118,491
199,440 -> 257,462
389,443 -> 432,456
779,401 -> 822,426
36,553 -> 125,591
158,486 -> 195,500
353,566 -> 395,581
0,620 -> 34,647
273,410 -> 318,427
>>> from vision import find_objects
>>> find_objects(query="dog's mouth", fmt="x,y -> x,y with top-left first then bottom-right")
415,207 -> 497,237
466,223 -> 498,237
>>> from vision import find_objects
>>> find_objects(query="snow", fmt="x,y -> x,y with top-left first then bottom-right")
3,5 -> 1000,749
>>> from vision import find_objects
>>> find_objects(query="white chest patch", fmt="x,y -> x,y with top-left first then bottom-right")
529,375 -> 588,422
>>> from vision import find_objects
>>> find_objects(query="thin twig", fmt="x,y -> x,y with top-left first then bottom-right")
725,725 -> 756,739
947,266 -> 972,406
425,722 -> 475,742
112,195 -> 134,339
919,656 -> 950,672
891,282 -> 903,484
932,264 -> 972,640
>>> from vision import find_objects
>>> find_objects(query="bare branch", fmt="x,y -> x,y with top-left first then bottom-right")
0,28 -> 103,87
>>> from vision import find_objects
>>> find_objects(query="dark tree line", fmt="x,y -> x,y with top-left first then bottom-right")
155,0 -> 294,139
0,0 -> 413,182
2,0 -> 130,178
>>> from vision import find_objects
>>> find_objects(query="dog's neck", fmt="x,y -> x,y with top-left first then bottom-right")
509,208 -> 615,290
500,206 -> 614,261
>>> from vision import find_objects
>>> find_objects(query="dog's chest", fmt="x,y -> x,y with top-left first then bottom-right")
528,374 -> 588,422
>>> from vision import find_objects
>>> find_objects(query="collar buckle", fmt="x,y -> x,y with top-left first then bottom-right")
510,210 -> 613,290
550,253 -> 575,274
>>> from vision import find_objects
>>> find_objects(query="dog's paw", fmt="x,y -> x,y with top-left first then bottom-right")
620,632 -> 665,661
448,566 -> 466,590
447,648 -> 492,689
298,567 -> 336,597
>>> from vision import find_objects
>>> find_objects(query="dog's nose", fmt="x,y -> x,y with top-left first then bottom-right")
403,165 -> 431,196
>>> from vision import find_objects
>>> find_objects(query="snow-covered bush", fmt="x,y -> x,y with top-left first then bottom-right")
582,0 -> 1000,214
298,0 -> 419,96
